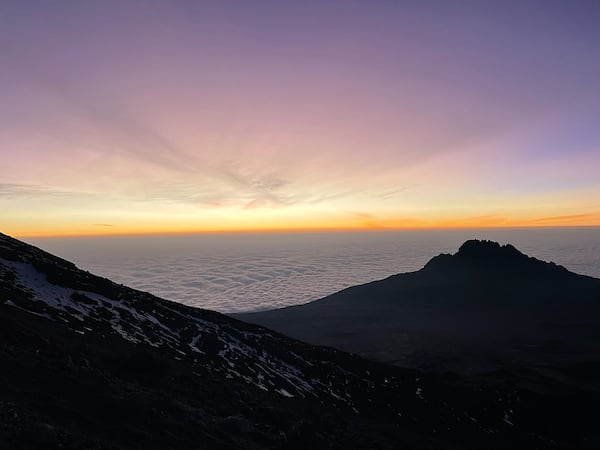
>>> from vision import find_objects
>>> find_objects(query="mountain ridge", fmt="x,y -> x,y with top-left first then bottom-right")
422,239 -> 572,278
237,239 -> 600,374
2,232 -> 599,448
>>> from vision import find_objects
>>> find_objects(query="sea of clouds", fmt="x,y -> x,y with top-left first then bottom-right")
30,228 -> 600,313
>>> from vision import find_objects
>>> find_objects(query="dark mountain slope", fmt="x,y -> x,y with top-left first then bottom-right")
237,240 -> 600,374
2,232 -> 599,449
0,233 -> 529,448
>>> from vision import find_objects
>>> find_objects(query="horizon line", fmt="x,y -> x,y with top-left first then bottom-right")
10,224 -> 600,239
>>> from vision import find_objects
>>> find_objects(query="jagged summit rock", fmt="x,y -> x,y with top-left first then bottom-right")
423,240 -> 567,276
457,239 -> 524,259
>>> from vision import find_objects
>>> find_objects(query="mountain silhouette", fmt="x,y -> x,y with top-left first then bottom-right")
237,240 -> 600,374
2,233 -> 599,449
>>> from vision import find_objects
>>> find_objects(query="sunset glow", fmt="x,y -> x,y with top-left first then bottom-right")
2,1 -> 599,237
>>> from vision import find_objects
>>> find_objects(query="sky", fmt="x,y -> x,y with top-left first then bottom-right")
1,0 -> 600,237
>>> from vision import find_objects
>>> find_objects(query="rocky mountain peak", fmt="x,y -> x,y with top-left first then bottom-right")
456,239 -> 527,261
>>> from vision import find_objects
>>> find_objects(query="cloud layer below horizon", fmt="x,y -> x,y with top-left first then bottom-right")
2,1 -> 600,236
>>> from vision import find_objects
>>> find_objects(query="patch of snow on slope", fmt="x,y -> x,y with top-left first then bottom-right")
2,256 -> 374,404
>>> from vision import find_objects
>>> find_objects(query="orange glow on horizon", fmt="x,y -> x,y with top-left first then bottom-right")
2,2 -> 600,244
9,220 -> 600,239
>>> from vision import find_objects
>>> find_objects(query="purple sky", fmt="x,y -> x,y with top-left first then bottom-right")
1,0 -> 599,236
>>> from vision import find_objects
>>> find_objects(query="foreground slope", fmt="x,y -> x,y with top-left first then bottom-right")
1,233 -> 598,449
238,240 -> 600,374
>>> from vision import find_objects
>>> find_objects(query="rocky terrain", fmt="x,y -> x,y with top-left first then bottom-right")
1,233 -> 598,449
